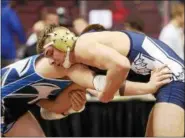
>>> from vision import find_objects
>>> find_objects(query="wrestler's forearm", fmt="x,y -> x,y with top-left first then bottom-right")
38,91 -> 71,114
120,80 -> 154,96
103,66 -> 129,98
38,83 -> 85,114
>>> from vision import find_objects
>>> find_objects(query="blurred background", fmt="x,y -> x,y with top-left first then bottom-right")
1,0 -> 184,137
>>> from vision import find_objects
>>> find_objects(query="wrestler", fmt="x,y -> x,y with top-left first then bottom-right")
1,54 -> 98,137
39,24 -> 184,136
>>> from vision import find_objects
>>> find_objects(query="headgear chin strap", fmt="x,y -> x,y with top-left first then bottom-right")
63,47 -> 71,69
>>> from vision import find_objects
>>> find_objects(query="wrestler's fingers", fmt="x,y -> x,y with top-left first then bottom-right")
153,64 -> 168,75
74,92 -> 86,105
157,78 -> 172,87
157,68 -> 172,76
71,98 -> 81,111
75,91 -> 86,101
71,92 -> 84,104
158,74 -> 173,81
86,89 -> 99,97
158,64 -> 168,72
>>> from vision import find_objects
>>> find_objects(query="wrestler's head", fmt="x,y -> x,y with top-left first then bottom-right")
171,3 -> 184,28
81,24 -> 106,35
37,24 -> 78,68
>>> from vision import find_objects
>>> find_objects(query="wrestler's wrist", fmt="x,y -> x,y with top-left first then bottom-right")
146,82 -> 156,94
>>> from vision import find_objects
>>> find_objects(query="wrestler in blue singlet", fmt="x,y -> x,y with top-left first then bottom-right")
1,54 -> 72,134
122,31 -> 184,109
84,29 -> 184,109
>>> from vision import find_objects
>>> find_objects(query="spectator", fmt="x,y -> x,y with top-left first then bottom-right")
23,21 -> 46,58
26,13 -> 59,47
1,0 -> 26,67
73,17 -> 89,35
45,13 -> 59,26
159,3 -> 184,60
123,17 -> 144,33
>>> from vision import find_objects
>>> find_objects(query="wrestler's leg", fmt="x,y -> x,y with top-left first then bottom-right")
4,111 -> 45,137
38,83 -> 86,114
145,102 -> 184,137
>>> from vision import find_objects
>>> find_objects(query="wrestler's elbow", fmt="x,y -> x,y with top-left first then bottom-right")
113,58 -> 130,73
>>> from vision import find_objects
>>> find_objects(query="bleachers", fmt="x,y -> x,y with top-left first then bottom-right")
14,0 -> 162,37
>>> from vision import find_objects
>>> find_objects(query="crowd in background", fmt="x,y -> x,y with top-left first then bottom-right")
1,1 -> 184,137
1,0 -> 184,68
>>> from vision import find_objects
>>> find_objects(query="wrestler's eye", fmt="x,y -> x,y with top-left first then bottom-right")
45,47 -> 53,57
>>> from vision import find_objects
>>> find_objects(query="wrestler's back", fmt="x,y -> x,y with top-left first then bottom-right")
1,55 -> 72,124
121,31 -> 184,82
79,30 -> 184,82
78,31 -> 131,57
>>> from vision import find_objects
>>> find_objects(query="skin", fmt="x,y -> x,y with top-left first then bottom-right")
45,30 -> 131,103
43,29 -> 184,136
145,103 -> 184,136
4,85 -> 86,137
73,18 -> 89,35
4,56 -> 94,137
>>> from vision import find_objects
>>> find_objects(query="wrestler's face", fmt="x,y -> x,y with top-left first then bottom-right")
44,46 -> 65,66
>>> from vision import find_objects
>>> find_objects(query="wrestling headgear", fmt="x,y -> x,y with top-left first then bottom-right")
44,29 -> 78,69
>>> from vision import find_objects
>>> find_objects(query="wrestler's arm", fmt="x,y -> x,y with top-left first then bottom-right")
66,64 -> 95,89
35,57 -> 86,113
36,57 -> 96,89
120,66 -> 172,96
35,57 -> 95,89
119,81 -> 155,96
78,42 -> 130,103
37,83 -> 85,114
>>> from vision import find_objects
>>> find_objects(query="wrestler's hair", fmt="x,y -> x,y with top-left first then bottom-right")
81,24 -> 106,35
170,3 -> 184,19
36,24 -> 68,53
124,18 -> 144,32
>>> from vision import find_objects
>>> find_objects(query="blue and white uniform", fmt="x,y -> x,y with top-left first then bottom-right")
1,55 -> 72,134
122,31 -> 184,109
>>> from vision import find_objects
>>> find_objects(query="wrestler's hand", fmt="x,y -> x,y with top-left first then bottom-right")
69,90 -> 86,111
148,64 -> 172,93
87,89 -> 114,103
